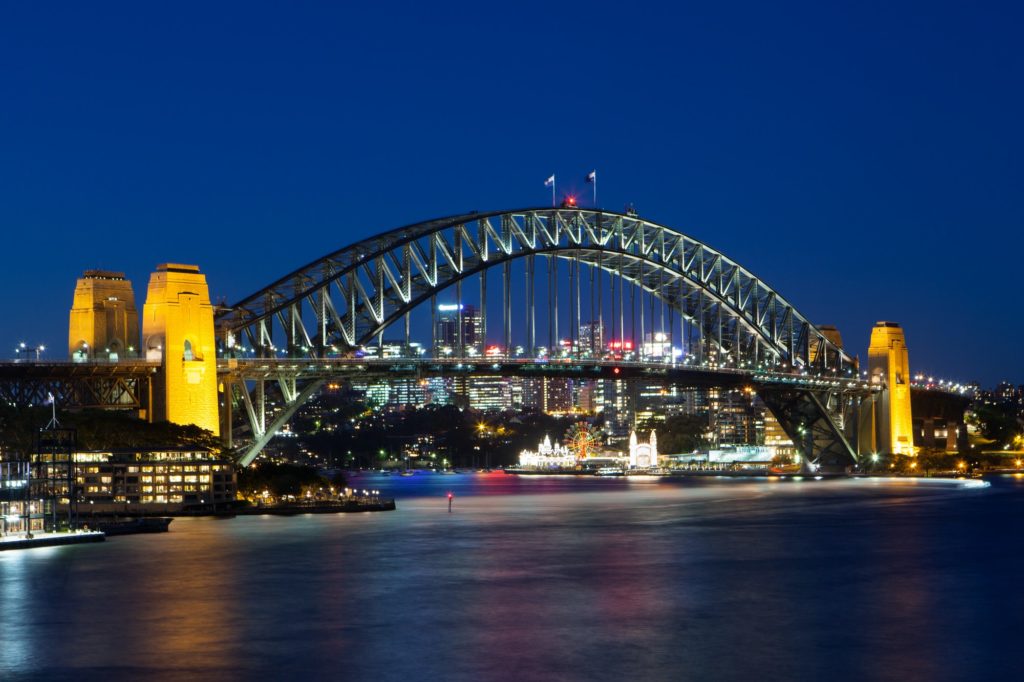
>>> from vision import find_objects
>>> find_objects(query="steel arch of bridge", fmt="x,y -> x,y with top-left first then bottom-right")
215,208 -> 864,468
216,208 -> 855,374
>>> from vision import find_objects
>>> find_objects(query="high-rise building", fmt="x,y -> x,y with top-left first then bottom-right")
514,378 -> 543,410
600,378 -> 632,437
468,376 -> 512,411
704,388 -> 758,446
433,304 -> 483,357
579,321 -> 604,358
576,380 -> 600,413
542,378 -> 574,414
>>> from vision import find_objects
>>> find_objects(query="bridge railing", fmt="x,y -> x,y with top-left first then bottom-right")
215,356 -> 873,389
0,358 -> 161,367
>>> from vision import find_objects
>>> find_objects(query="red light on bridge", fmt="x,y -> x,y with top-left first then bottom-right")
613,367 -> 620,375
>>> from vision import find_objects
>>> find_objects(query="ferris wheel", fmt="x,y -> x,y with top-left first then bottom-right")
563,422 -> 603,460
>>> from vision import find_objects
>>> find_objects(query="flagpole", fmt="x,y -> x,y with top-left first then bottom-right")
593,175 -> 597,207
552,177 -> 556,207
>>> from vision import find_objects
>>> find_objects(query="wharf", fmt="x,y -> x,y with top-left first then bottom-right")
0,530 -> 105,551
664,469 -> 770,478
507,469 -> 594,476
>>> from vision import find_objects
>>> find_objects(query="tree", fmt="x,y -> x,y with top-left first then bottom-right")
0,404 -> 220,457
641,414 -> 707,454
968,403 -> 1019,448
237,462 -> 330,498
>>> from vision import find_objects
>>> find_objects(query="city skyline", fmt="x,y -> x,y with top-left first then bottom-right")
2,2 -> 1021,385
3,6 -> 1024,680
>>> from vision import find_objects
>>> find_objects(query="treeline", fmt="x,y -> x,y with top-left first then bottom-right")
283,401 -> 572,468
274,393 -> 712,468
0,404 -> 220,457
237,462 -> 343,498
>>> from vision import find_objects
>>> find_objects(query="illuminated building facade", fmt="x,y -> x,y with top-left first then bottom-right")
578,321 -> 604,357
433,304 -> 483,357
541,377 -> 574,414
468,376 -> 512,411
68,269 -> 139,361
867,321 -> 915,456
762,410 -> 796,459
628,430 -> 658,468
518,434 -> 576,469
0,460 -> 37,537
142,264 -> 220,435
73,449 -> 236,510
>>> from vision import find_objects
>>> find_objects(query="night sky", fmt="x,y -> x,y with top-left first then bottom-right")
1,2 -> 1021,385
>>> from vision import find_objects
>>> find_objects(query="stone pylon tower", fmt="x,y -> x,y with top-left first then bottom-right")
809,324 -> 844,365
68,270 -> 139,361
142,264 -> 219,435
866,321 -> 914,456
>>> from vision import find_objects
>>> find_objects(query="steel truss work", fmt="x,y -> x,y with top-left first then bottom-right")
214,208 -> 866,468
219,358 -> 873,467
218,208 -> 855,371
0,362 -> 155,410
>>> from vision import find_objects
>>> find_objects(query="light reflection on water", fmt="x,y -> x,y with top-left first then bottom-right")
2,474 -> 1023,681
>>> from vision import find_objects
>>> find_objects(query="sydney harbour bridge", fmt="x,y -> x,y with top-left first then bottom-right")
1,207 -> 888,470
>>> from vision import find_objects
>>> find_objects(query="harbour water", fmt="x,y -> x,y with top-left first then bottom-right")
3,473 -> 1024,681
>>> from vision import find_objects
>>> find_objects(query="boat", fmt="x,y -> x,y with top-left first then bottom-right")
595,467 -> 624,477
400,470 -> 415,477
91,517 -> 173,536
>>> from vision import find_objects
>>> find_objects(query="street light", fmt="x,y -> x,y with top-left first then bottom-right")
15,342 -> 45,361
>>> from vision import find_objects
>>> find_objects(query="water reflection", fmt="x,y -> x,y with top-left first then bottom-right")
0,550 -> 35,670
2,475 -> 1022,680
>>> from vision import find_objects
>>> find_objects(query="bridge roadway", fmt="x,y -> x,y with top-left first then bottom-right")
0,357 -> 877,469
0,357 -> 874,409
216,356 -> 873,392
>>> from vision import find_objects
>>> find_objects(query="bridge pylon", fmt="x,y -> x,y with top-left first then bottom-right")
68,270 -> 139,362
865,321 -> 914,456
142,264 -> 220,436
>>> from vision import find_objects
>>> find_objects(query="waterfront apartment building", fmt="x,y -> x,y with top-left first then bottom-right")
30,449 -> 237,512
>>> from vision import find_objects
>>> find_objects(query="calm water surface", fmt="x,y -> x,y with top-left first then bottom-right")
3,473 -> 1024,681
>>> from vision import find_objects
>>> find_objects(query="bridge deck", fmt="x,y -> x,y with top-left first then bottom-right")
215,357 -> 873,392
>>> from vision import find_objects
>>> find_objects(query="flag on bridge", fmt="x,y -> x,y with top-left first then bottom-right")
544,174 -> 556,207
586,170 -> 596,183
46,392 -> 55,405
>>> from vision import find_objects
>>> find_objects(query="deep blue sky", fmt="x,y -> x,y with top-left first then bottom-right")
1,1 -> 1021,385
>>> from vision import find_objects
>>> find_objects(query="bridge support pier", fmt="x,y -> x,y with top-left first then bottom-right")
234,379 -> 325,467
758,386 -> 859,471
